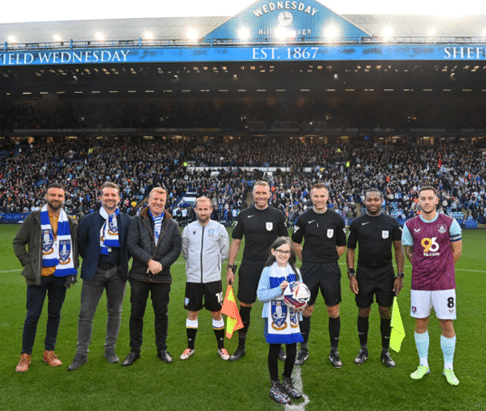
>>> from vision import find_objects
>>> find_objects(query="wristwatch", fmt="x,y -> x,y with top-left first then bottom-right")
227,265 -> 237,272
347,268 -> 356,279
396,272 -> 405,278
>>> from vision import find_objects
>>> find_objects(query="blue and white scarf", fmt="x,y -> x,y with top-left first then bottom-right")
266,262 -> 303,345
41,204 -> 77,277
100,206 -> 120,255
149,209 -> 164,244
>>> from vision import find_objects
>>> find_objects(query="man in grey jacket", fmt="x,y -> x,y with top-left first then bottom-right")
180,197 -> 230,361
121,187 -> 181,366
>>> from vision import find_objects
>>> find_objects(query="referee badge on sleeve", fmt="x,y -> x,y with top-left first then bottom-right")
266,222 -> 273,231
327,229 -> 334,238
382,230 -> 389,239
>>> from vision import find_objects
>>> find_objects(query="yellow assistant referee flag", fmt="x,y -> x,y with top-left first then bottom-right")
221,285 -> 244,339
390,297 -> 405,352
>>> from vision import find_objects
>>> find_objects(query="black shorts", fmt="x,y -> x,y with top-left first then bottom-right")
184,281 -> 224,312
355,264 -> 395,309
237,259 -> 266,305
301,262 -> 342,307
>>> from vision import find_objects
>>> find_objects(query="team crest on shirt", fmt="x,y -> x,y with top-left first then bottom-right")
327,229 -> 334,238
412,306 -> 417,314
438,224 -> 447,234
382,230 -> 389,239
271,301 -> 288,330
42,229 -> 55,254
208,229 -> 214,237
59,239 -> 72,265
266,222 -> 273,231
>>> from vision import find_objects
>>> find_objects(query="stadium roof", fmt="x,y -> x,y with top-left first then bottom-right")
2,14 -> 485,44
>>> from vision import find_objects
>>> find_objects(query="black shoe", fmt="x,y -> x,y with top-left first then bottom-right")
354,349 -> 369,365
229,347 -> 246,362
104,348 -> 120,364
278,347 -> 287,362
67,352 -> 88,371
157,350 -> 173,363
282,375 -> 303,399
121,351 -> 140,367
381,351 -> 396,368
329,350 -> 343,368
295,349 -> 309,366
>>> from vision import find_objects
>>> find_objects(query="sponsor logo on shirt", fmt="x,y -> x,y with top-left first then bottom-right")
362,222 -> 369,226
421,237 -> 440,256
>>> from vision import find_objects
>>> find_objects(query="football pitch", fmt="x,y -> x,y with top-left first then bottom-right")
0,224 -> 485,411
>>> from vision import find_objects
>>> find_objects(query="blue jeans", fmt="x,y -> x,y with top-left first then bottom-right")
129,280 -> 170,352
22,276 -> 67,355
76,266 -> 126,354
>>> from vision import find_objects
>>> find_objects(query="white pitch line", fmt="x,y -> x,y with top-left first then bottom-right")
285,365 -> 310,411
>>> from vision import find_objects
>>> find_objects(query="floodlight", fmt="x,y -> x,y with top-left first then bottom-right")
95,32 -> 105,41
324,25 -> 339,41
274,27 -> 288,40
382,27 -> 394,42
238,27 -> 251,42
187,28 -> 199,43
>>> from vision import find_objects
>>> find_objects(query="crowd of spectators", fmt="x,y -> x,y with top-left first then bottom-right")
1,136 -> 485,227
2,98 -> 486,131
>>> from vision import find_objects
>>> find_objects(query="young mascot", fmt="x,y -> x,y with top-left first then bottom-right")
257,237 -> 304,405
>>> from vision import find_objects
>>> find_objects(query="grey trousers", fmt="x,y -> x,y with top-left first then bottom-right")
76,266 -> 126,354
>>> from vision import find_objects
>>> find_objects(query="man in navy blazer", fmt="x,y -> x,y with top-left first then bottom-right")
68,182 -> 131,370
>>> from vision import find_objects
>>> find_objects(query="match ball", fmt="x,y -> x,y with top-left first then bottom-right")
283,281 -> 310,312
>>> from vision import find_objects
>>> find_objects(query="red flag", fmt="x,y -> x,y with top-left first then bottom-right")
221,285 -> 244,339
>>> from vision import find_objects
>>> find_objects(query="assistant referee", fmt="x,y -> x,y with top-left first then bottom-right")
226,181 -> 287,361
346,188 -> 404,368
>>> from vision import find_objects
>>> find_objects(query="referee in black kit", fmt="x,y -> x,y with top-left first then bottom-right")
346,188 -> 404,367
226,181 -> 287,361
291,183 -> 346,367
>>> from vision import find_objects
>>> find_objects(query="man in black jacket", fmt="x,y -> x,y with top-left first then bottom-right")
122,187 -> 182,366
68,182 -> 131,371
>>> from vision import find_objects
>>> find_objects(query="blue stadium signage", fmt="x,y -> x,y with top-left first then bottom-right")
1,45 -> 485,66
203,0 -> 370,41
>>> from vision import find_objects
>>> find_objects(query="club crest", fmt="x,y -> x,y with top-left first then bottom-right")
382,230 -> 389,239
266,222 -> 273,231
412,306 -> 417,314
438,224 -> 447,234
289,310 -> 299,328
59,239 -> 71,265
271,300 -> 288,330
208,229 -> 214,237
327,229 -> 334,238
42,229 -> 55,254
108,218 -> 118,236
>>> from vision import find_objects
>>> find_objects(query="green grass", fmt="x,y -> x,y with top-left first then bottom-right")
0,224 -> 485,410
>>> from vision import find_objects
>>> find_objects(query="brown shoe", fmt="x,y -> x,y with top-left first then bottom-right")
16,353 -> 31,372
43,350 -> 63,367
